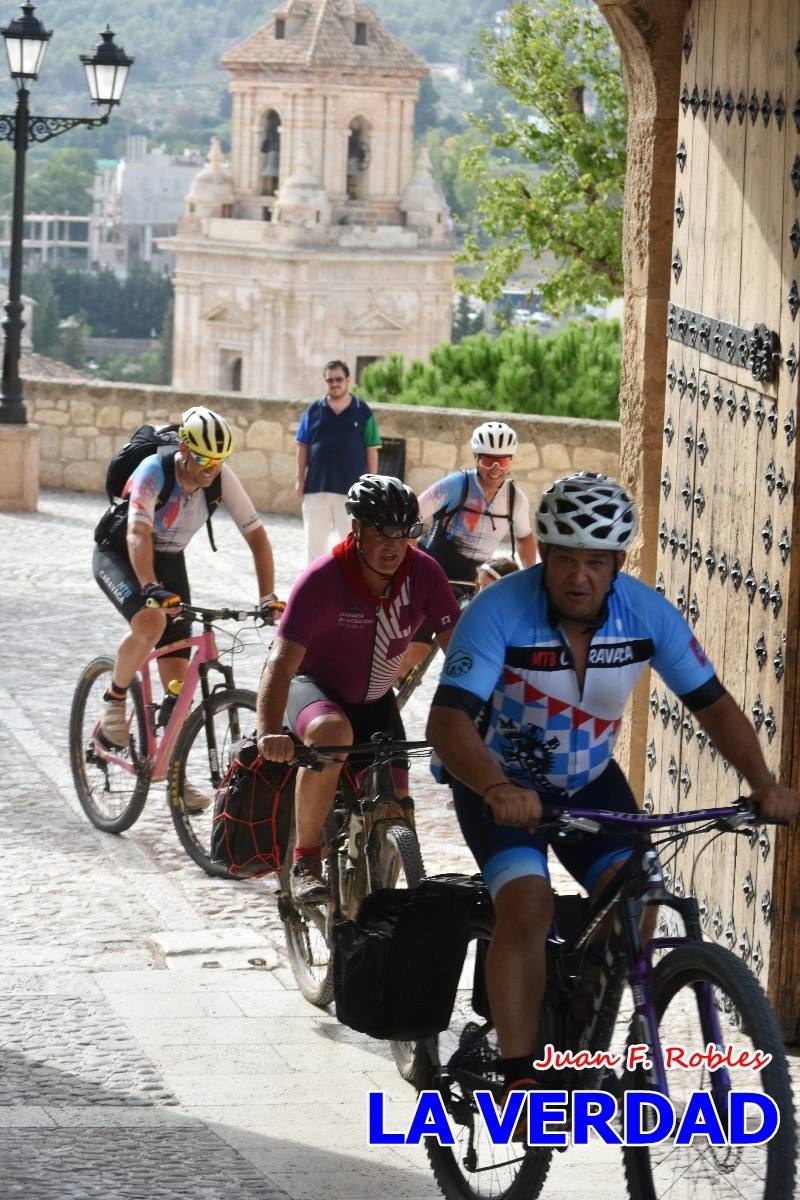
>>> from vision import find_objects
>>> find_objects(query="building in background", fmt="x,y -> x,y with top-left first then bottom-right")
161,0 -> 454,398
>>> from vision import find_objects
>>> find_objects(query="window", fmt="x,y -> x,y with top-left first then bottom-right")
261,110 -> 281,197
275,18 -> 285,38
355,21 -> 367,45
230,357 -> 242,393
356,355 -> 381,381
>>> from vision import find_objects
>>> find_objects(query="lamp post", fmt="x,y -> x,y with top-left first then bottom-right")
0,3 -> 133,424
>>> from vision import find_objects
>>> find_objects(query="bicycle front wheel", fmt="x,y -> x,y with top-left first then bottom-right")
418,925 -> 553,1200
279,818 -> 337,1007
623,942 -> 796,1200
168,687 -> 256,875
367,822 -> 426,1081
69,656 -> 150,833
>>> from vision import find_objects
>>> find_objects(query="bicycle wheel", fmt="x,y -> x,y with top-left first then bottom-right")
168,687 -> 256,875
69,655 -> 150,833
367,822 -> 426,1081
419,926 -> 553,1200
279,817 -> 337,1007
623,942 -> 796,1200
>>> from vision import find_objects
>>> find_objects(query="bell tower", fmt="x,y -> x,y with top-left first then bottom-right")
163,0 -> 453,398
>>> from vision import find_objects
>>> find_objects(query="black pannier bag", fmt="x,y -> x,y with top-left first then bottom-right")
333,875 -> 488,1040
210,734 -> 294,877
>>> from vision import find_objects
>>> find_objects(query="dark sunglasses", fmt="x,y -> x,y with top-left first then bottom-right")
371,521 -> 423,540
325,375 -> 347,384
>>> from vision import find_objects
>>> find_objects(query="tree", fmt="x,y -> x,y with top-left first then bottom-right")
26,272 -> 60,356
425,128 -> 483,224
26,149 -> 96,215
457,0 -> 628,315
451,294 -> 484,343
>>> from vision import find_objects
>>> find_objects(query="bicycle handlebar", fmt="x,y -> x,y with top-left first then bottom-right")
290,738 -> 430,771
177,601 -> 286,623
537,798 -> 788,834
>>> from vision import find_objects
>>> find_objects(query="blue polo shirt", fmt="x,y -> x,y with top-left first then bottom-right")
296,394 -> 382,495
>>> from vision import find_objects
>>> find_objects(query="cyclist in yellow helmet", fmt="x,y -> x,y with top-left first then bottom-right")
93,407 -> 276,785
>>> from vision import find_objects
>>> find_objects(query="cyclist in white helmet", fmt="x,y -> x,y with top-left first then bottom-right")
428,471 -> 799,1114
93,406 -> 276,771
402,420 -> 536,675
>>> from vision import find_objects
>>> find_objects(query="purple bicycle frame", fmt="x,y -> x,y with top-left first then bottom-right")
548,802 -> 747,1099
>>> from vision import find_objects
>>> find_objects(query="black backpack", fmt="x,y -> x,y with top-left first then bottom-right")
94,423 -> 222,552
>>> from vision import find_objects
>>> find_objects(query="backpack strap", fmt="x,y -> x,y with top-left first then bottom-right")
203,473 -> 223,552
508,480 -> 517,557
434,469 -> 471,527
155,445 -> 177,509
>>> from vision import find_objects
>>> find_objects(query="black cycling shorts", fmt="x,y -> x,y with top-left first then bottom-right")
286,675 -> 405,747
93,544 -> 193,657
452,760 -> 642,900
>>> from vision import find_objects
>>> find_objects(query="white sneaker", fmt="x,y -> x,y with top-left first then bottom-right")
99,697 -> 129,748
183,782 -> 212,813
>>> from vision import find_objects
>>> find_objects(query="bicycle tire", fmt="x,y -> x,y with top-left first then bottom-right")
366,822 -> 426,1081
623,941 -> 796,1200
69,655 -> 150,833
420,924 -> 553,1200
168,687 -> 257,876
280,816 -> 337,1007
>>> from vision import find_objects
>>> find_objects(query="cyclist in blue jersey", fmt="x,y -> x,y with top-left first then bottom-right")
427,471 -> 800,1106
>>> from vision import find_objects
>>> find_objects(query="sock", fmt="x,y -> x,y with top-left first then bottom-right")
501,1056 -> 535,1088
293,844 -> 321,863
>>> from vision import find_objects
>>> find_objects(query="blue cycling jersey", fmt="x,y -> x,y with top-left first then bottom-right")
433,564 -> 722,796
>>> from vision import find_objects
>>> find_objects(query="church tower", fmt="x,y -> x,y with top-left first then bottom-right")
163,0 -> 453,398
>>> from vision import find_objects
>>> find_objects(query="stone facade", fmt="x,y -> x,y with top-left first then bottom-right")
23,376 -> 620,511
161,0 -> 454,400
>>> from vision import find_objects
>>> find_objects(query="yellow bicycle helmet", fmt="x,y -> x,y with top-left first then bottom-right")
178,407 -> 234,460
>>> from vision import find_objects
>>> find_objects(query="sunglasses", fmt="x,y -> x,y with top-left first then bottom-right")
478,454 -> 513,468
325,376 -> 347,384
372,521 -> 423,540
189,450 -> 225,468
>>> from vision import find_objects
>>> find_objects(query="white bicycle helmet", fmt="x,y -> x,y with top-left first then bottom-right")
536,472 -> 637,551
470,421 -> 518,455
179,406 -> 234,459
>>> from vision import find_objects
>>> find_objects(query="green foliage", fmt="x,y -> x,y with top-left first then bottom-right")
25,264 -> 173,339
458,0 -> 628,315
360,320 -> 621,420
425,128 -> 483,223
451,295 -> 485,343
25,271 -> 61,356
26,149 -> 96,215
57,320 -> 89,367
91,348 -> 165,384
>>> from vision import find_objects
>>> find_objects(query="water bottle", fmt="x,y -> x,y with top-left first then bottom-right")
158,678 -> 183,728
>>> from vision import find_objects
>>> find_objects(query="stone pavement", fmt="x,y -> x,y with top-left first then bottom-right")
1,491 -> 794,1199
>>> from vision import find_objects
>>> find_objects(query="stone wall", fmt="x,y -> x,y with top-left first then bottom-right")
25,376 -> 620,512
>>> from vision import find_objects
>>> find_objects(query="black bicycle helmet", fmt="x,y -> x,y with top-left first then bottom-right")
345,474 -> 420,531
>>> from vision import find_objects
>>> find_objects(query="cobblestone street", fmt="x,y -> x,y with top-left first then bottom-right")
2,491 -> 795,1199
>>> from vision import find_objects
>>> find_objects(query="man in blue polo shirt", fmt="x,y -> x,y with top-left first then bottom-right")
295,360 -> 382,563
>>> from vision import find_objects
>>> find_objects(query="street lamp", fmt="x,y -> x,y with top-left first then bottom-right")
0,4 -> 133,424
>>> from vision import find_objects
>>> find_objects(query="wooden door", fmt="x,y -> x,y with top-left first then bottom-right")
645,0 -> 800,1036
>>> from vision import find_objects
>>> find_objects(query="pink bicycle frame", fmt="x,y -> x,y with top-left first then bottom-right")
92,627 -> 220,783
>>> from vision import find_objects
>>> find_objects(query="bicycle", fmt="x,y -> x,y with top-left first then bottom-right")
276,734 -> 431,1078
395,581 -> 474,711
70,602 -> 279,874
414,799 -> 796,1200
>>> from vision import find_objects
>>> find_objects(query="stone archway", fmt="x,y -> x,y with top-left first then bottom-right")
596,0 -> 800,1039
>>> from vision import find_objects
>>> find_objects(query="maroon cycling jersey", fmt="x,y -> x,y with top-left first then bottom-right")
278,535 -> 461,704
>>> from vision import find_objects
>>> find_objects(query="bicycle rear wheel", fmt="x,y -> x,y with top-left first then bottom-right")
168,687 -> 256,875
623,942 -> 796,1200
419,925 -> 553,1200
279,817 -> 337,1007
69,656 -> 150,833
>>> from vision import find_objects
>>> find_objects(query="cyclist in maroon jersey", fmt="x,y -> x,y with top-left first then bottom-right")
256,475 -> 460,903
